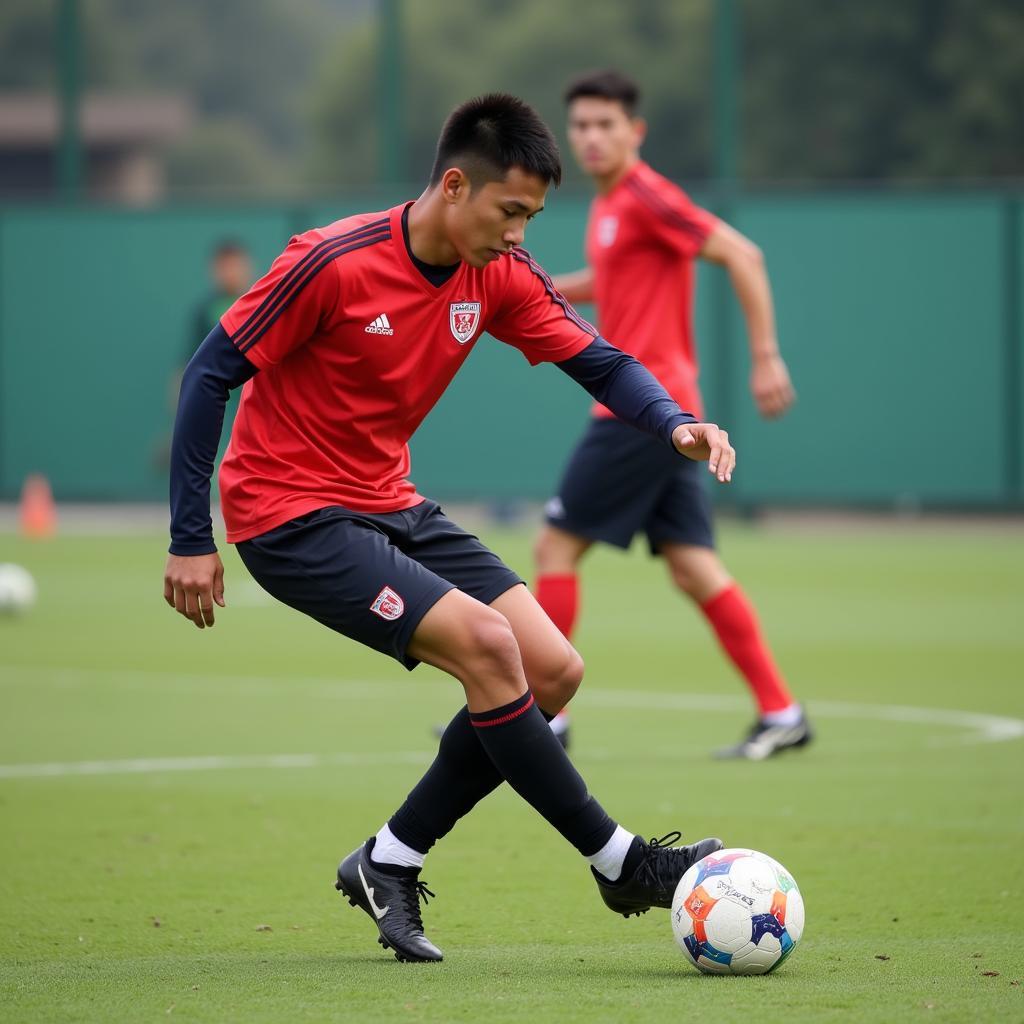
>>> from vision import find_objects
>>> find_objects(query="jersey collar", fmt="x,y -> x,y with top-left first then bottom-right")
390,203 -> 466,298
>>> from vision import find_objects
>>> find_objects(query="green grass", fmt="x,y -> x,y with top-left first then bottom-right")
1,520 -> 1023,1023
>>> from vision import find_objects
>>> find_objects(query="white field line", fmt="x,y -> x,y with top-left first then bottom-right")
581,691 -> 1024,745
0,667 -> 1021,781
0,750 -> 433,780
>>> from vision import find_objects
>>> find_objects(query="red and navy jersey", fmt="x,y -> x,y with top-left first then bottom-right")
586,160 -> 718,419
218,203 -> 596,544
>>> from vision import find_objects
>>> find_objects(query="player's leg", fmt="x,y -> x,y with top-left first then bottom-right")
404,586 -> 722,912
534,523 -> 591,639
646,462 -> 810,760
236,506 -> 464,962
363,503 -> 721,937
536,419 -> 670,746
532,524 -> 591,746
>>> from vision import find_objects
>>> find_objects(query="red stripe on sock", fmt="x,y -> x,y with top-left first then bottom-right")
701,583 -> 794,714
535,573 -> 579,639
471,693 -> 535,728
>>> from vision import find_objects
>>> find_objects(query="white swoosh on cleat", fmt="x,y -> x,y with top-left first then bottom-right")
358,863 -> 390,919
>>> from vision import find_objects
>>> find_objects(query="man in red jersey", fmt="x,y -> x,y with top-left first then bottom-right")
534,70 -> 810,760
164,95 -> 736,963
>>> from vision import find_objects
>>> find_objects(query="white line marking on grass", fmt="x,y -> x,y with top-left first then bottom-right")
0,750 -> 433,780
585,690 -> 1024,745
1,667 -> 1020,782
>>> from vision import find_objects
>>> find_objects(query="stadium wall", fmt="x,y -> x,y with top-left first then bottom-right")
1,190 -> 1020,509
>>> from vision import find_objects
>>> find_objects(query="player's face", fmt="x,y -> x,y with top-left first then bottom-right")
444,167 -> 547,268
566,97 -> 644,179
213,252 -> 252,296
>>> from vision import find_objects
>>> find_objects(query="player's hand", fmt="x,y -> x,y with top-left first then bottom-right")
164,552 -> 225,629
751,352 -> 795,419
672,423 -> 736,483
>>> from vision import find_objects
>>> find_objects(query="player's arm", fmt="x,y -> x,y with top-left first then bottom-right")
164,232 -> 341,630
164,325 -> 257,629
556,337 -> 734,482
550,266 -> 595,305
700,222 -> 795,419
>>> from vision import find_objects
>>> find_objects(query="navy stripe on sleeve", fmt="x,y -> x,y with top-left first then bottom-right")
510,248 -> 599,338
625,177 -> 710,246
235,230 -> 391,355
230,219 -> 390,353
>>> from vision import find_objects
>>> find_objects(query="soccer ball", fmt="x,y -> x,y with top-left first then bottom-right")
0,563 -> 37,614
671,848 -> 804,975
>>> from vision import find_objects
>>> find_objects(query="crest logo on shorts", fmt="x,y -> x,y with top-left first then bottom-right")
370,586 -> 405,621
449,301 -> 481,345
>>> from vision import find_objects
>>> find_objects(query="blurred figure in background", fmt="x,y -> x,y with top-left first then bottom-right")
186,239 -> 252,363
156,240 -> 253,474
534,70 -> 809,761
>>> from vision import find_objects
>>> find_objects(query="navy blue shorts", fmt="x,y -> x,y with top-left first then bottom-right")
236,501 -> 523,670
545,418 -> 715,555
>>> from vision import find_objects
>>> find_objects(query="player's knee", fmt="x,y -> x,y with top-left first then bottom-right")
668,560 -> 702,598
559,645 -> 585,700
532,642 -> 584,709
460,609 -> 522,680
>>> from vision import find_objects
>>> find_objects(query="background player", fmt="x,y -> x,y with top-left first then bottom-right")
534,70 -> 810,760
186,239 -> 253,362
164,94 -> 736,963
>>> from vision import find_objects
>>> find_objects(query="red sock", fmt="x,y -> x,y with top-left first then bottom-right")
535,573 -> 579,639
701,583 -> 794,715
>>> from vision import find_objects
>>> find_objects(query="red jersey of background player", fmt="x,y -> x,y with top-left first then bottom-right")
218,202 -> 596,543
586,160 -> 718,420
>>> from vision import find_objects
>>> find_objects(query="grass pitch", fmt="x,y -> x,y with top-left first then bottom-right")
1,518 -> 1022,1023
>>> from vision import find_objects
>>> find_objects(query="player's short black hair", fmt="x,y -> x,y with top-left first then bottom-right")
429,93 -> 562,188
564,70 -> 640,116
212,238 -> 248,259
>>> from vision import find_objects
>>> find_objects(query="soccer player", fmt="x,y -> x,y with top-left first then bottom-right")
187,239 -> 253,361
164,95 -> 736,963
534,71 -> 810,760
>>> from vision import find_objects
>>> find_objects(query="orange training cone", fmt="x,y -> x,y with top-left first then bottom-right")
19,474 -> 57,539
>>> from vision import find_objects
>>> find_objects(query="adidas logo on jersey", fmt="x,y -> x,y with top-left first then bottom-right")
365,313 -> 394,335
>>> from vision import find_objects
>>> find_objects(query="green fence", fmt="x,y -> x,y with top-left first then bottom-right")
1,189 -> 1020,508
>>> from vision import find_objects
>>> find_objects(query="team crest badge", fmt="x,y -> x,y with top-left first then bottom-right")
598,215 -> 619,247
370,586 -> 405,621
449,301 -> 481,344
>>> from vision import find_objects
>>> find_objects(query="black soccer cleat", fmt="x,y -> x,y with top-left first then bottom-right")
594,832 -> 724,918
335,837 -> 443,963
713,714 -> 813,761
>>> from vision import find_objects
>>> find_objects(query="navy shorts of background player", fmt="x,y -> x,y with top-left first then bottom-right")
546,417 -> 714,554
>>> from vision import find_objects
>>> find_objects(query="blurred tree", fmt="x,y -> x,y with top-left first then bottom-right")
741,0 -> 1024,181
0,1 -> 56,88
308,0 -> 712,189
310,0 -> 1024,189
0,0 -> 360,194
2,0 -> 1021,193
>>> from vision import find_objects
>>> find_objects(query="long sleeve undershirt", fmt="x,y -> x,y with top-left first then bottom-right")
168,329 -> 697,555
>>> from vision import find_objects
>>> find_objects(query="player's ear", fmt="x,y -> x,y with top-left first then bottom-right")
440,168 -> 470,205
632,117 -> 648,148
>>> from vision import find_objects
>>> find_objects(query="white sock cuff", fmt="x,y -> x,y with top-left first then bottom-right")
586,824 -> 635,882
762,704 -> 802,727
371,823 -> 426,869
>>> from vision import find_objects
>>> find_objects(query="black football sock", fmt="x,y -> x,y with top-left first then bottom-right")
469,691 -> 617,856
388,704 -> 562,854
388,706 -> 504,854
